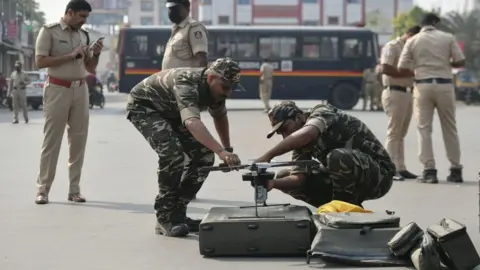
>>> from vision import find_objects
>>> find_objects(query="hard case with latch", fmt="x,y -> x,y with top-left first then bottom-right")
198,204 -> 313,257
427,218 -> 480,270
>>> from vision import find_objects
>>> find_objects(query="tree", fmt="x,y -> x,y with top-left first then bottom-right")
441,10 -> 480,70
391,6 -> 429,38
16,0 -> 46,31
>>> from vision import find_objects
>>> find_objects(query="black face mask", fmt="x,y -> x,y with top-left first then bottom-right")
168,6 -> 183,24
15,68 -> 21,72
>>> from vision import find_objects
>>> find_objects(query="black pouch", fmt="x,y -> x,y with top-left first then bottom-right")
427,218 -> 480,270
307,212 -> 410,266
410,232 -> 442,270
388,222 -> 424,256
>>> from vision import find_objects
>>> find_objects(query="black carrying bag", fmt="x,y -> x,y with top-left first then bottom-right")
198,204 -> 313,257
307,212 -> 410,266
427,218 -> 480,270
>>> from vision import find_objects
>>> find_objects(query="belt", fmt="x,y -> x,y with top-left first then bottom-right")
48,76 -> 85,88
384,85 -> 412,93
415,78 -> 452,84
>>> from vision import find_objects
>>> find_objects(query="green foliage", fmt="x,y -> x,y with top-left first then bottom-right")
392,6 -> 429,38
16,0 -> 45,30
392,7 -> 480,71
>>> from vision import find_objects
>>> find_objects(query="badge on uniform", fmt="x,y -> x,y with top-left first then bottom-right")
194,31 -> 202,39
383,47 -> 392,57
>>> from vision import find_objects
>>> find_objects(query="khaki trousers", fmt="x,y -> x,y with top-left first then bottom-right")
36,82 -> 90,195
259,80 -> 272,110
413,83 -> 461,170
12,89 -> 28,121
382,89 -> 413,171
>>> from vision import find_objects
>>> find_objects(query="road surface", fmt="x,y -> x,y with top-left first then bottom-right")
0,94 -> 478,270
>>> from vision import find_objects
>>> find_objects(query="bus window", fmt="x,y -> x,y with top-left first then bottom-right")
217,35 -> 236,57
319,37 -> 338,59
366,39 -> 373,57
235,34 -> 257,59
302,36 -> 320,58
343,38 -> 362,58
208,38 -> 215,56
259,37 -> 296,59
156,44 -> 165,56
128,34 -> 149,57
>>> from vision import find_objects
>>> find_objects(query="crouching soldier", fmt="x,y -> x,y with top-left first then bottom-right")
254,101 -> 395,207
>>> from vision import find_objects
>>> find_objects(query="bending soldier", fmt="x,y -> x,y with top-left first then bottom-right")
254,101 -> 395,207
126,58 -> 243,237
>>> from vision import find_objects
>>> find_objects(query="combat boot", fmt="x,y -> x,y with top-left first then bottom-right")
155,209 -> 189,237
417,169 -> 438,184
446,168 -> 463,183
178,205 -> 201,233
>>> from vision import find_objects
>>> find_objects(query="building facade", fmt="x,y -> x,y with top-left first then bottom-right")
0,0 -> 36,75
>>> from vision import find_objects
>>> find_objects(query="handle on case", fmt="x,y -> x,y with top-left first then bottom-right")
247,224 -> 259,230
247,247 -> 259,252
360,226 -> 373,235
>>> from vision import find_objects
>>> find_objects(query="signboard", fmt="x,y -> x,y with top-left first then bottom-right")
89,0 -> 129,10
88,13 -> 124,25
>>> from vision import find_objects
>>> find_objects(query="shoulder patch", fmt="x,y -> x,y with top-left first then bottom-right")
194,31 -> 203,39
44,22 -> 60,28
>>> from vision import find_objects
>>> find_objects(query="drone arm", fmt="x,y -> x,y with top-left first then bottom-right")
263,126 -> 318,160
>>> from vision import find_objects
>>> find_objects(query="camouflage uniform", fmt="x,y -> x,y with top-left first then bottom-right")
126,58 -> 243,235
266,102 -> 395,207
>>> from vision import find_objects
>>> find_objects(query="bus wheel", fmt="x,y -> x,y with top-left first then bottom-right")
328,83 -> 360,110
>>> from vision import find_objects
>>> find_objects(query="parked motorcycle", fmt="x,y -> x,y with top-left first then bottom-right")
89,85 -> 105,109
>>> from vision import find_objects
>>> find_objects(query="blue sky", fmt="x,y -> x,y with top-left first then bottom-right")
37,0 -> 462,23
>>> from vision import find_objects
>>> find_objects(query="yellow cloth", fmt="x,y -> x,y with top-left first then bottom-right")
316,200 -> 372,214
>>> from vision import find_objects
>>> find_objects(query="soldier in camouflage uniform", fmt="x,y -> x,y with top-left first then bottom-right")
126,58 -> 244,237
254,101 -> 395,207
362,67 -> 379,111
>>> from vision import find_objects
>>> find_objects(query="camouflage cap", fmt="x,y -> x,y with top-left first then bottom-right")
266,101 -> 304,139
208,58 -> 245,92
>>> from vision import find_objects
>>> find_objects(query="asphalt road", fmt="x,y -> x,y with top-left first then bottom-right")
1,94 -> 478,270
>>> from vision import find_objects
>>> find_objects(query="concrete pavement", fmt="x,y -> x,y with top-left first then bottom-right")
0,95 -> 478,270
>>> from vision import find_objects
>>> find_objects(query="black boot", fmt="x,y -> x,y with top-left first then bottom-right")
446,168 -> 463,183
417,169 -> 438,184
399,170 -> 418,179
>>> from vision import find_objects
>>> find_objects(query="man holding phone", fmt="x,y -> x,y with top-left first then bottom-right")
34,0 -> 102,205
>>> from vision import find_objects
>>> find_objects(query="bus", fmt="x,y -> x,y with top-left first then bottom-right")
117,25 -> 379,110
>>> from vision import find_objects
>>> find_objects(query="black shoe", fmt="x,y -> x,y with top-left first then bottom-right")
447,168 -> 463,183
399,170 -> 418,179
12,120 -> 18,124
25,119 -> 28,124
185,217 -> 202,233
393,173 -> 405,181
417,169 -> 438,184
155,221 -> 189,237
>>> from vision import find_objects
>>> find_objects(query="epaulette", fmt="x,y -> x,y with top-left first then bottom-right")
44,22 -> 60,28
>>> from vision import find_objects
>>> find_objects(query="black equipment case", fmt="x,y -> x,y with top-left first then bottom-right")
427,218 -> 480,270
307,212 -> 410,266
198,204 -> 313,257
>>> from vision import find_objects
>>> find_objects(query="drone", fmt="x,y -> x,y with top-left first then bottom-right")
198,160 -> 325,218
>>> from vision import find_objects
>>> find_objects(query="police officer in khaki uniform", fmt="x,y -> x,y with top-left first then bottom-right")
162,0 -> 208,69
9,61 -> 30,124
362,67 -> 377,111
259,58 -> 274,112
34,0 -> 103,204
378,25 -> 421,181
398,13 -> 465,184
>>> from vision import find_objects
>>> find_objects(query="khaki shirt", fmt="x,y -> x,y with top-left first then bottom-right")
260,62 -> 274,81
35,19 -> 90,80
10,70 -> 31,90
363,68 -> 378,84
161,17 -> 208,69
381,37 -> 413,87
398,26 -> 465,80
